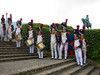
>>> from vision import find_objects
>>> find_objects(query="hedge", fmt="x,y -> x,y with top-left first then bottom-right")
85,29 -> 100,63
21,23 -> 100,63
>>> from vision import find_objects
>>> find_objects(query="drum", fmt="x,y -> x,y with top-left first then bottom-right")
37,42 -> 45,50
26,39 -> 33,46
15,34 -> 22,41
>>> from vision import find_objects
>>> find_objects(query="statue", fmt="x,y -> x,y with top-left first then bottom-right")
82,15 -> 92,29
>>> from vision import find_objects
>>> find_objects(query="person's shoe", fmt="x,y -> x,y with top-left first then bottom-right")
80,64 -> 84,67
83,62 -> 86,65
51,57 -> 54,59
64,58 -> 66,59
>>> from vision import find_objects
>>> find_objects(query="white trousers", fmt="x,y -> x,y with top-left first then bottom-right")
59,43 -> 68,59
16,41 -> 21,47
51,42 -> 57,59
82,48 -> 87,64
8,32 -> 12,40
29,45 -> 34,53
75,48 -> 83,66
0,30 -> 4,40
37,49 -> 43,58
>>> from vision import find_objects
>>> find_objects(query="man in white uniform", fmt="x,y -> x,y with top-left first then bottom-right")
59,28 -> 68,59
7,25 -> 12,41
50,27 -> 57,59
74,34 -> 83,66
28,26 -> 34,53
81,34 -> 87,64
37,30 -> 44,58
15,24 -> 21,48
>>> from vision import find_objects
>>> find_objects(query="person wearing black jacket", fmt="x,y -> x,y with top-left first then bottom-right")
1,15 -> 6,40
16,18 -> 22,26
28,19 -> 33,27
74,25 -> 80,35
74,34 -> 83,66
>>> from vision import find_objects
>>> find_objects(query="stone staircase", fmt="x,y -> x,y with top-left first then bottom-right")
0,41 -> 99,75
13,60 -> 100,75
0,41 -> 39,62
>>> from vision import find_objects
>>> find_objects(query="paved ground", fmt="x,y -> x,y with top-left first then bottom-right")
0,58 -> 67,75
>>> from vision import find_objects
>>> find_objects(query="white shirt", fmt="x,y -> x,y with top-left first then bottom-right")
62,32 -> 67,43
82,39 -> 87,49
37,35 -> 43,43
74,39 -> 80,48
16,27 -> 21,35
29,30 -> 33,38
51,34 -> 56,43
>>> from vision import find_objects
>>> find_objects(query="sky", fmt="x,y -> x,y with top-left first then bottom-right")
0,0 -> 100,29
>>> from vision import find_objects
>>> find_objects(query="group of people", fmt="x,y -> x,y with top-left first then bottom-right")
0,14 -> 44,59
0,14 -> 87,66
50,24 -> 87,66
0,13 -> 22,41
1,14 -> 13,41
15,24 -> 44,59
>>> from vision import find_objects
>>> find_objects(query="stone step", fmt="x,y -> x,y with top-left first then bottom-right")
0,53 -> 38,58
0,55 -> 39,62
57,63 -> 88,75
0,41 -> 15,45
0,58 -> 67,75
59,65 -> 82,75
0,47 -> 26,49
89,68 -> 100,75
0,49 -> 28,52
0,45 -> 15,47
0,43 -> 25,47
0,48 -> 38,53
34,62 -> 76,75
73,65 -> 95,75
69,63 -> 89,75
0,52 -> 28,54
0,50 -> 28,53
13,59 -> 74,75
0,44 -> 25,47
